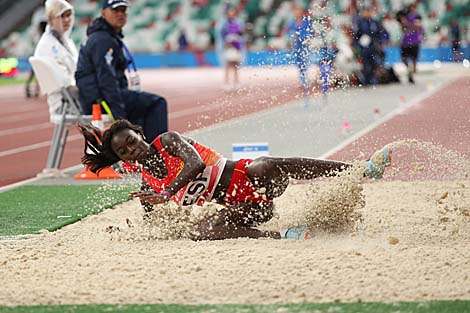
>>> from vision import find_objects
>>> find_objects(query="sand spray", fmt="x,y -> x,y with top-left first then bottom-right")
263,139 -> 469,235
111,139 -> 469,240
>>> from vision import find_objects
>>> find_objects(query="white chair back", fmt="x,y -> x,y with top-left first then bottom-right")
29,56 -> 67,95
28,56 -> 113,174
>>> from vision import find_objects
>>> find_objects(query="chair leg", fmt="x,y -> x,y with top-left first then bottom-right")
45,123 -> 64,169
53,127 -> 69,169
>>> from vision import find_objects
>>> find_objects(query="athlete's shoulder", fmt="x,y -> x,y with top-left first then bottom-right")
159,131 -> 182,145
157,131 -> 188,153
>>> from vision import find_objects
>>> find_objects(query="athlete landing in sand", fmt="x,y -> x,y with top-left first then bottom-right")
78,120 -> 391,240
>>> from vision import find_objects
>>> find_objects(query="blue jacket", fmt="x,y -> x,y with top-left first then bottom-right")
75,17 -> 129,117
353,17 -> 389,53
286,17 -> 314,52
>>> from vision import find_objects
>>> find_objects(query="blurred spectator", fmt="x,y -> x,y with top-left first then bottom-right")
353,5 -> 389,86
33,0 -> 78,118
398,3 -> 424,84
193,28 -> 211,66
334,24 -> 362,84
219,5 -> 245,90
26,5 -> 48,98
450,19 -> 462,62
315,16 -> 338,94
177,29 -> 189,51
75,0 -> 168,143
285,5 -> 314,96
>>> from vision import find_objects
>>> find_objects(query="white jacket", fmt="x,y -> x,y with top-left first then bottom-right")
34,29 -> 78,118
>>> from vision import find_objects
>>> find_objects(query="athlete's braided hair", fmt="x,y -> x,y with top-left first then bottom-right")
77,119 -> 144,173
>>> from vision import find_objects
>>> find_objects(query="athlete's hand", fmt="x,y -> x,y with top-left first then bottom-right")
130,190 -> 170,205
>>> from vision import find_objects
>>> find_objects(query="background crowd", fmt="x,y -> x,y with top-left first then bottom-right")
0,0 -> 469,91
1,0 -> 467,56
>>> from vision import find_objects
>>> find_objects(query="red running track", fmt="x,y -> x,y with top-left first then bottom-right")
327,76 -> 470,181
0,67 -> 304,186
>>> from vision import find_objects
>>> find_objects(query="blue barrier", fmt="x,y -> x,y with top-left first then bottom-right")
17,45 -> 470,72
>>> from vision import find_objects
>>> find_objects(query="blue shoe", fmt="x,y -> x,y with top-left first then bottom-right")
365,145 -> 392,179
280,225 -> 311,239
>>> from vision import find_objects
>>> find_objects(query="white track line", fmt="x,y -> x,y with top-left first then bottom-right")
318,78 -> 456,159
0,134 -> 82,158
0,122 -> 52,137
2,111 -> 49,123
2,103 -> 44,114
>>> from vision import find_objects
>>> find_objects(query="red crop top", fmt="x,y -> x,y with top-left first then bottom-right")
141,136 -> 226,207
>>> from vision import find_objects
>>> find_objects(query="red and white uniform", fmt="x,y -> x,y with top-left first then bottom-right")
142,136 -> 226,207
223,159 -> 273,205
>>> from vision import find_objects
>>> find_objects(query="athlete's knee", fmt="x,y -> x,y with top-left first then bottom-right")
247,157 -> 280,180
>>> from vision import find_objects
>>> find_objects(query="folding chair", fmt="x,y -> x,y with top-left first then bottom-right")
29,56 -> 111,176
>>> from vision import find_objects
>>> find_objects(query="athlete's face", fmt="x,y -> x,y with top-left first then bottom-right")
102,6 -> 127,32
111,128 -> 149,163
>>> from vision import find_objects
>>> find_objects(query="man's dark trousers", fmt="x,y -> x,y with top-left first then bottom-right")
121,89 -> 168,143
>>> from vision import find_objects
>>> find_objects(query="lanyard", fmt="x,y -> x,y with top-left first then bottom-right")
121,41 -> 137,73
120,41 -> 141,91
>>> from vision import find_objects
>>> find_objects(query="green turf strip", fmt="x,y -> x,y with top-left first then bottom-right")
0,301 -> 469,313
0,77 -> 28,86
0,184 -> 136,237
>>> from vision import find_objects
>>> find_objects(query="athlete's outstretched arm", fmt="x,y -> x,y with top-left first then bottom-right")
160,131 -> 207,195
130,131 -> 206,204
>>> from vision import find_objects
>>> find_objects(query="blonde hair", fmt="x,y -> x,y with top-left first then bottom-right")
45,0 -> 73,22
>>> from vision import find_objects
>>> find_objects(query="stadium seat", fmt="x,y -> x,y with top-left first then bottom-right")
28,56 -> 111,176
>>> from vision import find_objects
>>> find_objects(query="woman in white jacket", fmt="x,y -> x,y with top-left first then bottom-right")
34,0 -> 78,118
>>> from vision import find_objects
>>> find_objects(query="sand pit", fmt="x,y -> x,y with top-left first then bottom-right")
1,178 -> 469,306
1,140 -> 470,305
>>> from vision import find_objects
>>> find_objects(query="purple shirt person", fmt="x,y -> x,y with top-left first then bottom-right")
399,3 -> 424,84
402,12 -> 423,47
220,6 -> 244,90
223,19 -> 243,51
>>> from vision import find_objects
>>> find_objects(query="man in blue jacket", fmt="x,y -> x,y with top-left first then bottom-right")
75,0 -> 168,143
353,6 -> 389,86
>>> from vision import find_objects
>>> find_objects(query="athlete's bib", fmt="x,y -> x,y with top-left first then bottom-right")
173,157 -> 226,207
142,136 -> 226,207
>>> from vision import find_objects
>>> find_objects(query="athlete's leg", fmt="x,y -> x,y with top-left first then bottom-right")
224,62 -> 230,85
320,62 -> 331,94
248,156 -> 350,180
233,62 -> 239,85
299,62 -> 308,92
192,202 -> 280,240
401,56 -> 408,68
401,46 -> 409,69
224,201 -> 275,226
246,156 -> 351,197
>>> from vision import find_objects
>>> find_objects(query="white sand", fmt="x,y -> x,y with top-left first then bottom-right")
1,178 -> 469,306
